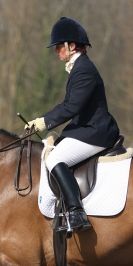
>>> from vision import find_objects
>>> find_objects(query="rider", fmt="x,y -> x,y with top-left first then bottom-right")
25,17 -> 120,231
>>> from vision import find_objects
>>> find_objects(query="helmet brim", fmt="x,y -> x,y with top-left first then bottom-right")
47,41 -> 64,48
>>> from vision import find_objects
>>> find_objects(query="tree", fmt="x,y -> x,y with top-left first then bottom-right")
0,0 -> 132,145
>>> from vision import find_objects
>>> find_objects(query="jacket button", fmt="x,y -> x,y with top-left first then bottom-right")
48,123 -> 52,128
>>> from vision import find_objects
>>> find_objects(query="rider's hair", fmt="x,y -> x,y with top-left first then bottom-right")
75,43 -> 87,54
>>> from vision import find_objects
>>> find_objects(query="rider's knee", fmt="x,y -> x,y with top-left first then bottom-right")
45,150 -> 61,172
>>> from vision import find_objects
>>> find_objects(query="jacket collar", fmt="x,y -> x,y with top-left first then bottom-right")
65,52 -> 81,74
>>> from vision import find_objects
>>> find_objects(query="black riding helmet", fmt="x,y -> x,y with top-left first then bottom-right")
47,17 -> 91,48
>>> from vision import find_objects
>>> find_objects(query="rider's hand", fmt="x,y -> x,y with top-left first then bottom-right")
25,117 -> 46,132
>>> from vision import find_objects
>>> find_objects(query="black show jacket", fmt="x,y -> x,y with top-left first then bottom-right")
44,54 -> 119,148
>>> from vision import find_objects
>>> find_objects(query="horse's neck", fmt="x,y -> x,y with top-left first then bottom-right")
0,135 -> 16,149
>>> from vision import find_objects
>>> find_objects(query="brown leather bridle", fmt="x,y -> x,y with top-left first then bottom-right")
0,128 -> 39,196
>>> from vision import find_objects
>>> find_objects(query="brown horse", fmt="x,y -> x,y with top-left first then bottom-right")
0,129 -> 133,266
0,129 -> 54,266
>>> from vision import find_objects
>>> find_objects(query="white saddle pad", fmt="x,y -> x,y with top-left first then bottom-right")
82,158 -> 131,216
39,144 -> 132,218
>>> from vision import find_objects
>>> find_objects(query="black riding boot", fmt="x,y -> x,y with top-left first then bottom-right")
51,162 -> 90,232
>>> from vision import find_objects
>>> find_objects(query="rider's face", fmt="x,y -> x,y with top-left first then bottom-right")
55,44 -> 68,61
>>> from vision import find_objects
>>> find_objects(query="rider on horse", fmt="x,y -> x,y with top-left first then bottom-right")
25,17 -> 120,232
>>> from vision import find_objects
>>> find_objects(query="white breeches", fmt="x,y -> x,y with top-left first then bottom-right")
45,137 -> 105,172
38,137 -> 105,218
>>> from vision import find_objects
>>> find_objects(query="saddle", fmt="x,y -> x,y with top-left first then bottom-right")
73,135 -> 126,199
49,135 -> 126,200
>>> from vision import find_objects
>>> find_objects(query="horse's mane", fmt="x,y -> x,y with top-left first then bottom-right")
0,129 -> 19,139
0,128 -> 44,149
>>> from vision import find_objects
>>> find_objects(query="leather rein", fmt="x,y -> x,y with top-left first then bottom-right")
0,129 -> 37,196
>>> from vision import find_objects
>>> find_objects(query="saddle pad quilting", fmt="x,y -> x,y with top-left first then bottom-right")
82,158 -> 131,216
